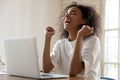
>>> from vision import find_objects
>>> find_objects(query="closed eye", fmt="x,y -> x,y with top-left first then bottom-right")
70,11 -> 76,15
64,11 -> 77,16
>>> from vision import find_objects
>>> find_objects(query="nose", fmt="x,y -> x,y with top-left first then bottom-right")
62,13 -> 69,22
64,13 -> 69,17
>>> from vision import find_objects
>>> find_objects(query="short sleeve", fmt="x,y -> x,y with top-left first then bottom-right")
81,36 -> 101,76
50,40 -> 61,73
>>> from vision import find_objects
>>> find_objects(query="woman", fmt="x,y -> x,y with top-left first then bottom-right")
42,3 -> 101,80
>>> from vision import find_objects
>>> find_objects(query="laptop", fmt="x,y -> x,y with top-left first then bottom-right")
3,36 -> 69,79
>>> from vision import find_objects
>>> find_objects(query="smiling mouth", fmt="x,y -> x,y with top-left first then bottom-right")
65,20 -> 71,24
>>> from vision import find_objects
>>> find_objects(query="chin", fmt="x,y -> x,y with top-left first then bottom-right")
64,26 -> 67,29
64,26 -> 68,30
64,27 -> 70,32
64,24 -> 73,31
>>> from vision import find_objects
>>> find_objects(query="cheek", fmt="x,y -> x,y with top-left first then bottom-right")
73,18 -> 85,29
76,18 -> 85,25
73,19 -> 82,26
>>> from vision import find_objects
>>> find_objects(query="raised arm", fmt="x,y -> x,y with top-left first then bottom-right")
69,25 -> 94,76
42,26 -> 55,73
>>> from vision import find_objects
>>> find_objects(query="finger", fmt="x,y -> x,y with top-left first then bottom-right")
86,25 -> 91,29
46,27 -> 53,31
91,27 -> 94,31
84,26 -> 93,34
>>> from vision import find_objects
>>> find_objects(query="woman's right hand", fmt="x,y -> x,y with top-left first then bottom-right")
43,26 -> 55,72
45,26 -> 55,38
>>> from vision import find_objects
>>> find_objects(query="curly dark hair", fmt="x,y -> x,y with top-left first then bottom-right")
59,2 -> 101,39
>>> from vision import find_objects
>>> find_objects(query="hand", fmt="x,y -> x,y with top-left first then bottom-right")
78,25 -> 94,38
45,26 -> 55,38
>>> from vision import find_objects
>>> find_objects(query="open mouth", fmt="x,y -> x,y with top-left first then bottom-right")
65,20 -> 71,24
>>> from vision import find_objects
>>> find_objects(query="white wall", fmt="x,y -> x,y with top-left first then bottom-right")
0,0 -> 61,70
32,0 -> 61,69
0,0 -> 33,37
0,0 -> 33,54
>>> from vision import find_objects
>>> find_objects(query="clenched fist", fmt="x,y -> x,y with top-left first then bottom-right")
45,26 -> 55,38
78,25 -> 94,38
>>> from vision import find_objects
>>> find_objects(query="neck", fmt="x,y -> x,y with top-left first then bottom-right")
68,31 -> 77,41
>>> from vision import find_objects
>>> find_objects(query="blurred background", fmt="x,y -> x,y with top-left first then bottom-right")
0,0 -> 119,79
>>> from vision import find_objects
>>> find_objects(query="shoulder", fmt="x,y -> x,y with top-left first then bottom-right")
84,35 -> 100,45
55,38 -> 68,44
54,38 -> 68,46
85,35 -> 100,42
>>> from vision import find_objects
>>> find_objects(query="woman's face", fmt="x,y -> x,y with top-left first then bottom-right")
63,6 -> 85,32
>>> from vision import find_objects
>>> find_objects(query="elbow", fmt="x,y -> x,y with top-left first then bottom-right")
69,62 -> 85,76
43,67 -> 49,73
69,72 -> 77,77
42,66 -> 51,73
69,68 -> 79,77
43,69 -> 50,73
42,63 -> 54,73
69,69 -> 84,77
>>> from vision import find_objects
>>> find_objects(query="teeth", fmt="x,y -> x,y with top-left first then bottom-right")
65,20 -> 71,23
65,21 -> 70,23
64,19 -> 71,24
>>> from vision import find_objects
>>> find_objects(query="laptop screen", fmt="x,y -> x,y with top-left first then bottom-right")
4,36 -> 40,78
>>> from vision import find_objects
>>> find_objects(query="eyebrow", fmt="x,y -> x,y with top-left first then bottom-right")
69,10 -> 76,12
66,10 -> 76,13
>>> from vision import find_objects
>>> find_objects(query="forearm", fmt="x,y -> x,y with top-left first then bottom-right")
43,36 -> 53,72
69,35 -> 84,76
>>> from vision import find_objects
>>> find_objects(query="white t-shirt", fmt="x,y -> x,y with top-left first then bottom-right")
50,35 -> 101,79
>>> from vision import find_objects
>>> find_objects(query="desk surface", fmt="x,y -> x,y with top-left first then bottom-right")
0,74 -> 92,80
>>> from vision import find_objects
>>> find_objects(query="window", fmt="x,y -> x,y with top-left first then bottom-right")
104,0 -> 120,80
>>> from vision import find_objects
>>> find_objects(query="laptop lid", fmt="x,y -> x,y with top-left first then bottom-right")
3,36 -> 69,79
3,36 -> 40,79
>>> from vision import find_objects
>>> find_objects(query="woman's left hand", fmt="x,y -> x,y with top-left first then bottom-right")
78,25 -> 94,38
